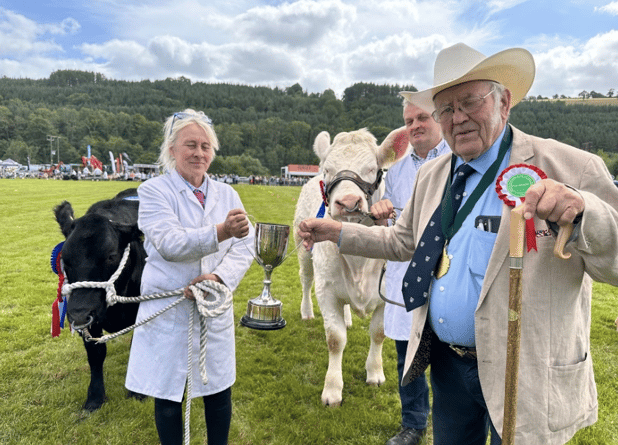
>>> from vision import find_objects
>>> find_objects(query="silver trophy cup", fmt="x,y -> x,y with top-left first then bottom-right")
240,222 -> 289,330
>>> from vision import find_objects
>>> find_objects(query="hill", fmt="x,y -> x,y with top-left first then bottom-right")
0,70 -> 616,176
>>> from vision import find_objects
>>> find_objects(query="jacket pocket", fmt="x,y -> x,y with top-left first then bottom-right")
548,353 -> 595,431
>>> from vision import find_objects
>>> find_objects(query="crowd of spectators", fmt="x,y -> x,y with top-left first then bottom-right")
208,174 -> 311,186
1,167 -> 312,186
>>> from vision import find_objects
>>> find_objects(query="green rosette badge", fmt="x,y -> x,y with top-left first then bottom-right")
496,164 -> 547,251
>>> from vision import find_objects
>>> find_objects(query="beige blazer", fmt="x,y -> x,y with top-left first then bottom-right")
340,126 -> 618,444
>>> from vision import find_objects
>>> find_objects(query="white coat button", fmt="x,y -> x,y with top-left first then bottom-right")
439,286 -> 445,292
439,318 -> 444,324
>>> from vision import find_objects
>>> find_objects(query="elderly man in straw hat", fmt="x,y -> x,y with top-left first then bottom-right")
298,43 -> 618,444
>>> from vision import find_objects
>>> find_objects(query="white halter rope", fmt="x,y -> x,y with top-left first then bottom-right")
61,243 -> 233,445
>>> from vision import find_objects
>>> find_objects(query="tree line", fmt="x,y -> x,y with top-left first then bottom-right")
1,70 -> 617,176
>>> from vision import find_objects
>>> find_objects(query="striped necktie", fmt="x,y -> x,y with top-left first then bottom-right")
194,189 -> 205,207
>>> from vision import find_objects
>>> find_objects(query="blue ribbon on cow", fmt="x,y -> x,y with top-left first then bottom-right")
316,202 -> 326,218
50,241 -> 64,275
50,241 -> 68,333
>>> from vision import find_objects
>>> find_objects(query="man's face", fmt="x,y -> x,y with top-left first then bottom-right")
434,80 -> 510,162
403,104 -> 443,158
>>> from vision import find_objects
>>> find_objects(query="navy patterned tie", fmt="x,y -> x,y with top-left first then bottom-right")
194,189 -> 205,207
402,163 -> 475,311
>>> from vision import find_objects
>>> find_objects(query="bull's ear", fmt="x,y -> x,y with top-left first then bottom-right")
54,201 -> 75,239
313,131 -> 331,162
377,126 -> 410,169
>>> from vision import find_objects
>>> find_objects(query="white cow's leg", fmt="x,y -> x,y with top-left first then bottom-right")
297,249 -> 315,320
321,298 -> 347,406
344,304 -> 352,328
366,304 -> 386,386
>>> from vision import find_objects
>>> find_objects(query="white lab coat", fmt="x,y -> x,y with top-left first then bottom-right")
125,170 -> 255,402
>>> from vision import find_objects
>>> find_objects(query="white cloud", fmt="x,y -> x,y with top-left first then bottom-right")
529,29 -> 618,97
345,33 -> 447,89
0,8 -> 69,56
595,2 -> 618,15
235,0 -> 354,48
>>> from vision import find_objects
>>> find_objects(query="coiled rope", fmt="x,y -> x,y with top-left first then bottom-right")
61,244 -> 233,445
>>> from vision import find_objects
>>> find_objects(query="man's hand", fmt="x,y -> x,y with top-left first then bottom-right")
370,199 -> 395,225
297,218 -> 343,251
523,179 -> 584,225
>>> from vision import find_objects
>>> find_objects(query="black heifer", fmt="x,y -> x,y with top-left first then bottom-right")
54,188 -> 146,411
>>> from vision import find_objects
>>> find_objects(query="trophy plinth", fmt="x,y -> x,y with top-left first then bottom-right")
240,223 -> 289,330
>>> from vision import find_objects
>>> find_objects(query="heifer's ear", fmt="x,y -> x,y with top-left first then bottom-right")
114,222 -> 143,244
313,131 -> 332,162
54,201 -> 75,239
377,126 -> 410,169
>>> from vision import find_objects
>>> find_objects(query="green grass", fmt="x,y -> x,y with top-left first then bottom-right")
0,178 -> 617,444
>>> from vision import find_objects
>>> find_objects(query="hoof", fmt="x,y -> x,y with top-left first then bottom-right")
83,396 -> 107,412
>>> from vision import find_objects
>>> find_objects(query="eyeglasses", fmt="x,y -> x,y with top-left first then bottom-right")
431,86 -> 496,123
169,112 -> 213,136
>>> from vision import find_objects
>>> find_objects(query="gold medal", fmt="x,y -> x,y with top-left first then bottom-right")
436,246 -> 450,279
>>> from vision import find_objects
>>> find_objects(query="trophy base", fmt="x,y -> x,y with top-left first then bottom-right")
240,315 -> 286,330
239,298 -> 286,330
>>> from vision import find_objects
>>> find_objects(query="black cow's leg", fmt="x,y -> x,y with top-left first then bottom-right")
82,335 -> 107,411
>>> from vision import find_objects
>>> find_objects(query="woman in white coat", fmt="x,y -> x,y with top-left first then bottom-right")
125,109 -> 255,445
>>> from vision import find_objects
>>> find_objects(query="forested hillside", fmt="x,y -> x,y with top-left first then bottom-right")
1,70 -> 617,176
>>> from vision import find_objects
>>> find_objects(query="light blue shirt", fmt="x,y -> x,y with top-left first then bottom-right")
428,125 -> 510,347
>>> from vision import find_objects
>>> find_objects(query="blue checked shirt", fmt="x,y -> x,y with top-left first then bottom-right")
179,173 -> 208,201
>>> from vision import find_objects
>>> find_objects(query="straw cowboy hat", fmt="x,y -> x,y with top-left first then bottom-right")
400,43 -> 536,113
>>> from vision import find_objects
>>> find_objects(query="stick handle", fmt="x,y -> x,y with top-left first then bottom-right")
553,223 -> 574,259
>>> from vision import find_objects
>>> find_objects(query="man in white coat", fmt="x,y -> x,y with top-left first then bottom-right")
371,101 -> 450,445
125,109 -> 254,445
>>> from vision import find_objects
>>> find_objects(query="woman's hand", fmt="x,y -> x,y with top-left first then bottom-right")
184,273 -> 222,300
216,208 -> 250,242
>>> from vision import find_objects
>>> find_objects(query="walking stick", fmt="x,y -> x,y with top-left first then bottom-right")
502,204 -> 574,444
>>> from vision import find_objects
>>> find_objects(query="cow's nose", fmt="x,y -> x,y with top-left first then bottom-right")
68,307 -> 96,330
334,195 -> 362,213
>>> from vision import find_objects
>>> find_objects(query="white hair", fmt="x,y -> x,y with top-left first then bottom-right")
157,109 -> 219,172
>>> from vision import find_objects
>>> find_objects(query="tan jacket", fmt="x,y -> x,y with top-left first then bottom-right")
340,126 -> 618,444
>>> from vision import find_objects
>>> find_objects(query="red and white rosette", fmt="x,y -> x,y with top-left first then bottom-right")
496,164 -> 547,251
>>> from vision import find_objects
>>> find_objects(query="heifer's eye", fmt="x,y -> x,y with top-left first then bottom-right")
363,167 -> 376,180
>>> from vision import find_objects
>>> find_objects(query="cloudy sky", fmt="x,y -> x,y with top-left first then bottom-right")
1,0 -> 617,98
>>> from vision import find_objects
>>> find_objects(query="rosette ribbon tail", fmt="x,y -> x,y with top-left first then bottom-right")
525,218 -> 537,252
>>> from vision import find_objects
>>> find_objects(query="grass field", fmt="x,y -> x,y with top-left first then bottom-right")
0,178 -> 617,445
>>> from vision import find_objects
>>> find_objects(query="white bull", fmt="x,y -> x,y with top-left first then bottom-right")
293,127 -> 408,406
